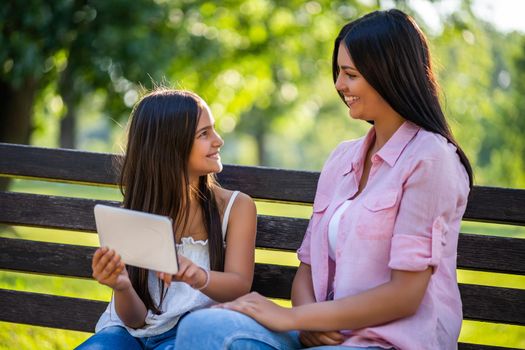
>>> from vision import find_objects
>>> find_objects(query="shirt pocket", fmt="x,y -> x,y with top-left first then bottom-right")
357,189 -> 399,240
310,192 -> 330,230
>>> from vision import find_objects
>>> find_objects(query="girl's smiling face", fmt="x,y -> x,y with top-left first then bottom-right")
188,105 -> 224,179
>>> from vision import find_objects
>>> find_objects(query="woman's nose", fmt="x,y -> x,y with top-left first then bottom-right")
334,72 -> 345,92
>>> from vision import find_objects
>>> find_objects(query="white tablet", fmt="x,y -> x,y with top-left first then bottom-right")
94,204 -> 179,274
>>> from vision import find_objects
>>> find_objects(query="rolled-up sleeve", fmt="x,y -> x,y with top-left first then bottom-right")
388,157 -> 456,273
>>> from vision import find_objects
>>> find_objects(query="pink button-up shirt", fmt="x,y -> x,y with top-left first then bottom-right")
297,121 -> 470,350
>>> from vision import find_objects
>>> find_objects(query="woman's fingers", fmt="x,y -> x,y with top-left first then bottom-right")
299,331 -> 317,347
316,332 -> 343,345
321,331 -> 344,343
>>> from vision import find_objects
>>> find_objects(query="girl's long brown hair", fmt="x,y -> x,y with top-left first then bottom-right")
117,89 -> 224,314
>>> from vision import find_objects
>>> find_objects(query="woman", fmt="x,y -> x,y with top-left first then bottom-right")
175,9 -> 472,350
75,89 -> 257,349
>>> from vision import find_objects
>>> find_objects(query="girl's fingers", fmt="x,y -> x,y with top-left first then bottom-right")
110,262 -> 124,278
104,253 -> 120,274
92,247 -> 108,269
174,259 -> 191,280
92,249 -> 114,275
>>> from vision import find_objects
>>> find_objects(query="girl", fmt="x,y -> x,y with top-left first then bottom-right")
175,9 -> 472,350
76,89 -> 257,349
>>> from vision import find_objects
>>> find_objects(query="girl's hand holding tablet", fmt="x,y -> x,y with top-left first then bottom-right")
92,246 -> 130,292
157,255 -> 208,290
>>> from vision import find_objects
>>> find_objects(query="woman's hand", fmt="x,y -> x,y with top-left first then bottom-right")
157,255 -> 207,289
92,247 -> 131,291
299,330 -> 344,347
213,292 -> 297,332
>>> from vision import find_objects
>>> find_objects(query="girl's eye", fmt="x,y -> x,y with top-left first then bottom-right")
199,131 -> 208,138
346,73 -> 357,79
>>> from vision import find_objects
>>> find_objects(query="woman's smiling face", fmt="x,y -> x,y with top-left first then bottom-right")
334,43 -> 392,123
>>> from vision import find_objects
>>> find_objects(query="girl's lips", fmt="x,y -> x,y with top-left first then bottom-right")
207,152 -> 220,159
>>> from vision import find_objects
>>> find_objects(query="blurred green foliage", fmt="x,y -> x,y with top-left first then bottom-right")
2,0 -> 523,188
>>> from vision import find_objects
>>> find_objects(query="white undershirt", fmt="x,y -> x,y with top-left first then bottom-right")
328,200 -> 352,259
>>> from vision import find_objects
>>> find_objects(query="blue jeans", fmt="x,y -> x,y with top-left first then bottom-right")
175,308 -> 386,350
75,323 -> 179,350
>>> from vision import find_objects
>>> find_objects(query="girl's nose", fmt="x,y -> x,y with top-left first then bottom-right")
214,132 -> 224,147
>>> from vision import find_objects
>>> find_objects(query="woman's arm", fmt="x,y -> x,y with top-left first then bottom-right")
92,247 -> 147,328
291,263 -> 316,306
291,267 -> 432,331
217,267 -> 431,332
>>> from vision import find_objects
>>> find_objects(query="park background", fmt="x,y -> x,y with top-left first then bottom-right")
1,0 -> 524,348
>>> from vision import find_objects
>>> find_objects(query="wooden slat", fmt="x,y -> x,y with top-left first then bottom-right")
459,284 -> 525,325
0,143 -> 118,186
0,143 -> 319,203
0,289 -> 105,333
0,289 -> 518,350
2,192 -> 525,274
0,191 -> 309,250
1,238 -> 524,325
0,191 -> 112,232
457,234 -> 525,275
465,186 -> 525,225
458,344 -> 521,350
2,143 -> 525,223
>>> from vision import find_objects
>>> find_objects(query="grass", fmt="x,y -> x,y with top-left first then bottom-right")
1,178 -> 524,349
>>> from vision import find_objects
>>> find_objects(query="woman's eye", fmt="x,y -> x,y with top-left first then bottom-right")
346,73 -> 357,79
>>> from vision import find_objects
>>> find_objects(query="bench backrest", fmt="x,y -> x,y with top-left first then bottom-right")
0,142 -> 524,349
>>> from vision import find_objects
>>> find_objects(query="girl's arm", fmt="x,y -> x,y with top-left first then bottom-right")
113,284 -> 148,329
202,192 -> 257,302
162,192 -> 257,302
92,248 -> 147,328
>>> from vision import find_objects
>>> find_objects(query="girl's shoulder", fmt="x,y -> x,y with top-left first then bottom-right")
213,188 -> 255,217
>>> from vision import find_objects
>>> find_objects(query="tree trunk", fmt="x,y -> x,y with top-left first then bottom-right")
255,130 -> 267,166
58,64 -> 77,149
0,78 -> 38,191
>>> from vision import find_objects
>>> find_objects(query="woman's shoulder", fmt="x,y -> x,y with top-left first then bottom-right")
410,129 -> 459,162
325,137 -> 363,164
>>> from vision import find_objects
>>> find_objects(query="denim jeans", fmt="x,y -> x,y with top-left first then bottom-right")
75,323 -> 179,350
175,308 -> 387,350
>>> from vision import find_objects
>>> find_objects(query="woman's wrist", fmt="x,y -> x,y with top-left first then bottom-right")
288,306 -> 302,330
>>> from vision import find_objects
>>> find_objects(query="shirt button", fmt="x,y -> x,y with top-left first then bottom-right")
372,155 -> 380,162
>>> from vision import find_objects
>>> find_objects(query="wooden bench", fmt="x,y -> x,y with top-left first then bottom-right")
0,142 -> 524,349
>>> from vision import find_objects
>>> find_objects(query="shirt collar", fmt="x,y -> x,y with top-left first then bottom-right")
346,127 -> 377,175
348,121 -> 420,172
376,121 -> 420,167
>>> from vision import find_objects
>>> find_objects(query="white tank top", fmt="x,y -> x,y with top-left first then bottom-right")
328,200 -> 352,259
95,191 -> 240,337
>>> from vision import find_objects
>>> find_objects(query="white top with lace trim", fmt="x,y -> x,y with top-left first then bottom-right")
95,191 -> 240,337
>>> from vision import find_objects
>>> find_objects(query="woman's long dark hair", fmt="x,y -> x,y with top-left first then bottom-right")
117,89 -> 224,314
332,9 -> 473,187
